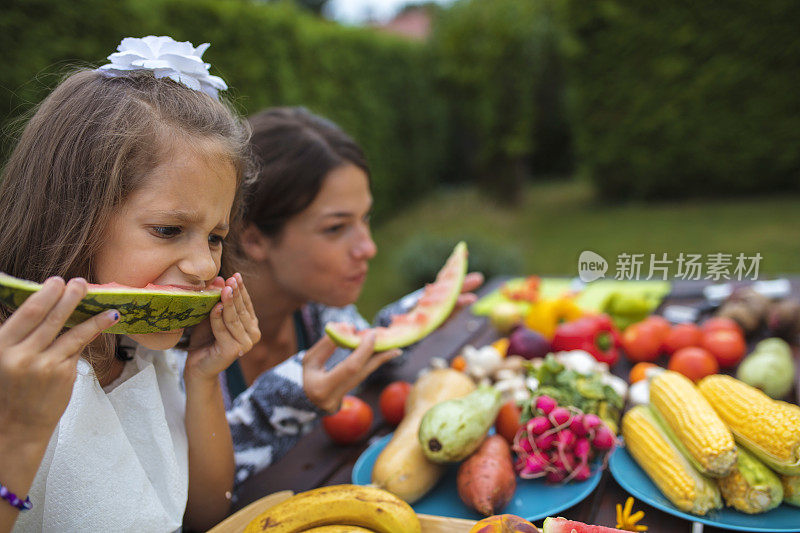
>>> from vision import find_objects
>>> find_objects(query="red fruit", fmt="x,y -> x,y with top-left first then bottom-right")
643,315 -> 671,342
468,514 -> 538,533
701,329 -> 747,368
495,401 -> 522,444
378,381 -> 412,426
701,317 -> 744,337
622,321 -> 662,362
322,395 -> 373,444
663,323 -> 703,354
668,347 -> 719,382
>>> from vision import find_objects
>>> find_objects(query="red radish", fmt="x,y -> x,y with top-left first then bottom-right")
546,469 -> 567,483
569,414 -> 586,437
527,416 -> 551,435
592,425 -> 616,451
549,407 -> 571,426
517,436 -> 533,454
582,413 -> 602,433
521,453 -> 548,478
572,463 -> 592,481
535,433 -> 556,450
536,395 -> 558,416
556,429 -> 576,450
574,437 -> 591,461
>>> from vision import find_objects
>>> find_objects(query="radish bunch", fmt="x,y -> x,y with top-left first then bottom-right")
512,395 -> 616,483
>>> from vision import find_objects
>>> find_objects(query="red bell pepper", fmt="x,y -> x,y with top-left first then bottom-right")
551,314 -> 622,366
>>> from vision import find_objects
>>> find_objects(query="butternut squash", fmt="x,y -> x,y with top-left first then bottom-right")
371,368 -> 476,503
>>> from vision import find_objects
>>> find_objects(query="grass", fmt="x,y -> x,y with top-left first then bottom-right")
355,179 -> 800,318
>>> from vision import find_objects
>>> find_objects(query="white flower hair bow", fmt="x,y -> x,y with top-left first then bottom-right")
98,36 -> 228,99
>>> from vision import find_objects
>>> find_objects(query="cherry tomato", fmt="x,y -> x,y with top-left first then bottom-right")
701,317 -> 744,337
662,323 -> 703,354
668,347 -> 719,382
322,395 -> 373,444
622,321 -> 663,362
379,381 -> 412,426
495,400 -> 522,444
701,329 -> 747,368
629,362 -> 658,384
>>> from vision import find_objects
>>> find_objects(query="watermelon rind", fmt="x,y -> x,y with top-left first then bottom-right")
324,241 -> 468,352
0,272 -> 220,334
542,517 -> 628,533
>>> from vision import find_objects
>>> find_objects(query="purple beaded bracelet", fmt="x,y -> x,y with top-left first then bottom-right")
0,483 -> 32,511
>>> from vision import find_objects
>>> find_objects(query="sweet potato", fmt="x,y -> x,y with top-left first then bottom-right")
457,434 -> 517,516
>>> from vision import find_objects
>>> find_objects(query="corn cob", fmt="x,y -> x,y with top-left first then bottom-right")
717,445 -> 783,514
698,374 -> 800,475
650,371 -> 737,477
622,405 -> 722,515
781,474 -> 800,507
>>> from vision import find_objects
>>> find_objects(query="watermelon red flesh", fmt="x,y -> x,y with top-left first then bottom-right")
0,272 -> 220,335
542,517 -> 629,533
324,241 -> 468,352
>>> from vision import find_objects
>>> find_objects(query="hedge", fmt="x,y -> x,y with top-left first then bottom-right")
0,0 -> 448,220
561,0 -> 800,200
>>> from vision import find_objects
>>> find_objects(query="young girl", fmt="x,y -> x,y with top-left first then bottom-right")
0,36 -> 259,532
225,107 -> 483,488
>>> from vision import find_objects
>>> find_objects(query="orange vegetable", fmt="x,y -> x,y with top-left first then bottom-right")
457,435 -> 516,516
451,355 -> 467,372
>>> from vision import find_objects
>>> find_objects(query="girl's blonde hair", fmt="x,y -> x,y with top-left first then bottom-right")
0,69 -> 251,364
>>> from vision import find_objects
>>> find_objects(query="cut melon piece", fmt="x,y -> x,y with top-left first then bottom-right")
542,517 -> 629,533
325,241 -> 468,351
0,272 -> 221,334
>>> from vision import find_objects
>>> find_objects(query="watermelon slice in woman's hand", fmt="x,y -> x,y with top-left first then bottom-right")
325,241 -> 468,352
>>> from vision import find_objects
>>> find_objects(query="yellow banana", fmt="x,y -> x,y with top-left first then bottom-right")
301,526 -> 375,532
244,484 -> 420,533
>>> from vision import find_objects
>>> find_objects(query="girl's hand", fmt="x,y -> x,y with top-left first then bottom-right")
0,277 -> 120,444
184,273 -> 260,382
302,332 -> 401,413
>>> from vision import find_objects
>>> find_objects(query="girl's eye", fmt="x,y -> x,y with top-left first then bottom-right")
209,234 -> 224,246
152,226 -> 181,238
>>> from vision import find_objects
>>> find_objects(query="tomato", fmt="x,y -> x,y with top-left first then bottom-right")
322,395 -> 373,444
668,347 -> 719,382
379,381 -> 412,426
701,317 -> 744,337
495,400 -> 522,444
622,321 -> 663,362
701,329 -> 747,368
643,315 -> 671,347
629,362 -> 658,384
662,323 -> 703,354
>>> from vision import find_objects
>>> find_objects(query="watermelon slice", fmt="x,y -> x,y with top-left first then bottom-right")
542,517 -> 629,533
325,241 -> 468,352
0,272 -> 221,334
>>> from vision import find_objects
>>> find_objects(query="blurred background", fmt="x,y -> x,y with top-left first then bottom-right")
2,0 -> 799,316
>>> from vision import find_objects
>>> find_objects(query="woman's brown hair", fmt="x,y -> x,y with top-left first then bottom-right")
0,69 -> 252,366
245,107 -> 369,238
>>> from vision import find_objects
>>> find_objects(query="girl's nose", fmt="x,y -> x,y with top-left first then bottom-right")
179,242 -> 219,283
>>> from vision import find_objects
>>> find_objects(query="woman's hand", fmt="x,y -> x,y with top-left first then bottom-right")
0,277 -> 120,443
184,273 -> 261,383
302,332 -> 401,413
449,271 -> 485,318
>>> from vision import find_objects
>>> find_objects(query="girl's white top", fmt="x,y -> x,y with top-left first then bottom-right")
14,341 -> 188,532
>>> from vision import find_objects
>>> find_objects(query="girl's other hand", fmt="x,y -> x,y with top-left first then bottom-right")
184,273 -> 260,382
302,332 -> 401,413
0,277 -> 120,444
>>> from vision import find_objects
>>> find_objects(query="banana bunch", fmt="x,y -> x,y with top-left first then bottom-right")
244,484 -> 421,533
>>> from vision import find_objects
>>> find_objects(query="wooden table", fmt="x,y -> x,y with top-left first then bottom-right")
234,277 -> 800,532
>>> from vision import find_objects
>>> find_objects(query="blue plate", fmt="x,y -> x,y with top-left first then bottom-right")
610,446 -> 800,532
352,433 -> 604,522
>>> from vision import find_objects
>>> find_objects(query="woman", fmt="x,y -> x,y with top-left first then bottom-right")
226,107 -> 482,488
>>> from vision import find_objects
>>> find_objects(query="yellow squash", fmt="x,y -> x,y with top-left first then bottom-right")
371,368 -> 476,503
